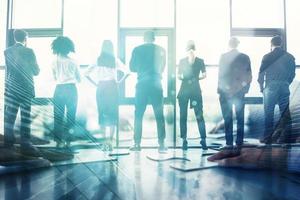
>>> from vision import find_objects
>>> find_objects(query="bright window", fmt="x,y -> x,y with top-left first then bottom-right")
232,0 -> 284,28
0,0 -> 7,66
64,0 -> 118,64
237,36 -> 273,97
286,0 -> 300,65
176,0 -> 230,65
27,37 -> 56,98
12,0 -> 62,28
120,0 -> 174,27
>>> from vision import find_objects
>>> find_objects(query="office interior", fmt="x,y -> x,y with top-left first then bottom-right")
0,0 -> 300,199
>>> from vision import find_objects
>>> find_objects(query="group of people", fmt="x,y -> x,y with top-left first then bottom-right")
218,36 -> 295,149
3,29 -> 296,156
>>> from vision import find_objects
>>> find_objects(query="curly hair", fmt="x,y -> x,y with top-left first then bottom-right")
51,36 -> 75,56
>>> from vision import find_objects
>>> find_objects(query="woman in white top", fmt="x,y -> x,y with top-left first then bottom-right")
85,40 -> 128,151
51,36 -> 81,148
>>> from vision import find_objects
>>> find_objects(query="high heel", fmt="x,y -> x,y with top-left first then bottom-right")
200,139 -> 208,150
182,140 -> 188,151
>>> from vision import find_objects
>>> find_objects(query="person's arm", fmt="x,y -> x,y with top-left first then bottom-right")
52,62 -> 57,81
116,58 -> 130,74
74,63 -> 81,83
129,48 -> 138,72
208,147 -> 296,172
160,48 -> 167,73
258,55 -> 267,93
28,49 -> 40,76
177,60 -> 184,80
217,55 -> 225,93
84,65 -> 97,86
116,58 -> 130,83
288,56 -> 296,84
199,59 -> 207,80
243,56 -> 252,93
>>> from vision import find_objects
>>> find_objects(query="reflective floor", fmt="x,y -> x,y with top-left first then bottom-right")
0,148 -> 299,200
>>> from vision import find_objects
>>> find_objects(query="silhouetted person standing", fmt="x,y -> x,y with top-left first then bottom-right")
4,29 -> 40,155
129,31 -> 167,152
218,37 -> 252,148
51,36 -> 81,148
258,36 -> 295,144
85,40 -> 128,151
178,41 -> 207,150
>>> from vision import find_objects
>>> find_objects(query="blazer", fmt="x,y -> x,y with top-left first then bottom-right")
258,47 -> 295,91
4,43 -> 40,98
129,43 -> 166,83
218,49 -> 252,96
177,57 -> 205,100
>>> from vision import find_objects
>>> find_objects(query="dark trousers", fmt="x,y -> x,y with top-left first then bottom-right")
263,82 -> 292,139
219,92 -> 245,146
4,92 -> 32,146
178,97 -> 206,140
134,81 -> 166,145
53,84 -> 78,142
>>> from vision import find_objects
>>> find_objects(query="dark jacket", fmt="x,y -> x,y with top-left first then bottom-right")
218,49 -> 252,96
177,57 -> 205,100
129,43 -> 166,83
4,43 -> 40,98
258,47 -> 295,91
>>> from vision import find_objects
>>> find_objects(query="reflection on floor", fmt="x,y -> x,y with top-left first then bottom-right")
0,148 -> 299,200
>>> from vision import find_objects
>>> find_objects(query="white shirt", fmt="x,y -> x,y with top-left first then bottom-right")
52,55 -> 81,85
85,58 -> 128,83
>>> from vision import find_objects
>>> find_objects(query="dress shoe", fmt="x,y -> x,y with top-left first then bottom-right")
220,145 -> 234,150
260,136 -> 272,144
39,149 -> 74,162
129,144 -> 141,151
182,140 -> 188,151
20,143 -> 42,157
200,140 -> 208,150
158,144 -> 168,153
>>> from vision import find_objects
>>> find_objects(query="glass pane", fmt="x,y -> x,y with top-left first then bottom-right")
286,0 -> 300,65
120,0 -> 174,27
124,35 -> 168,98
176,0 -> 230,65
12,0 -> 62,28
0,71 -> 4,135
237,36 -> 273,97
0,0 -> 7,66
232,0 -> 284,28
27,37 -> 56,98
64,0 -> 118,64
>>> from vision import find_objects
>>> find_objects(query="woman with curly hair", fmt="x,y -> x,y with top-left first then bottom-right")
51,36 -> 81,148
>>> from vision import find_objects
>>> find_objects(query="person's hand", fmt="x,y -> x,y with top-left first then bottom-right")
208,148 -> 263,169
208,147 -> 288,170
259,85 -> 264,93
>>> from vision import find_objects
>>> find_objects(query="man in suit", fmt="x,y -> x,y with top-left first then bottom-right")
129,31 -> 167,152
4,29 -> 40,154
258,36 -> 296,144
218,37 -> 252,148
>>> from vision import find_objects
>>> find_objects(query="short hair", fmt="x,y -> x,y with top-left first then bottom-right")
229,37 -> 240,48
271,35 -> 282,46
186,40 -> 196,51
144,31 -> 155,43
13,29 -> 27,43
51,36 -> 75,56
